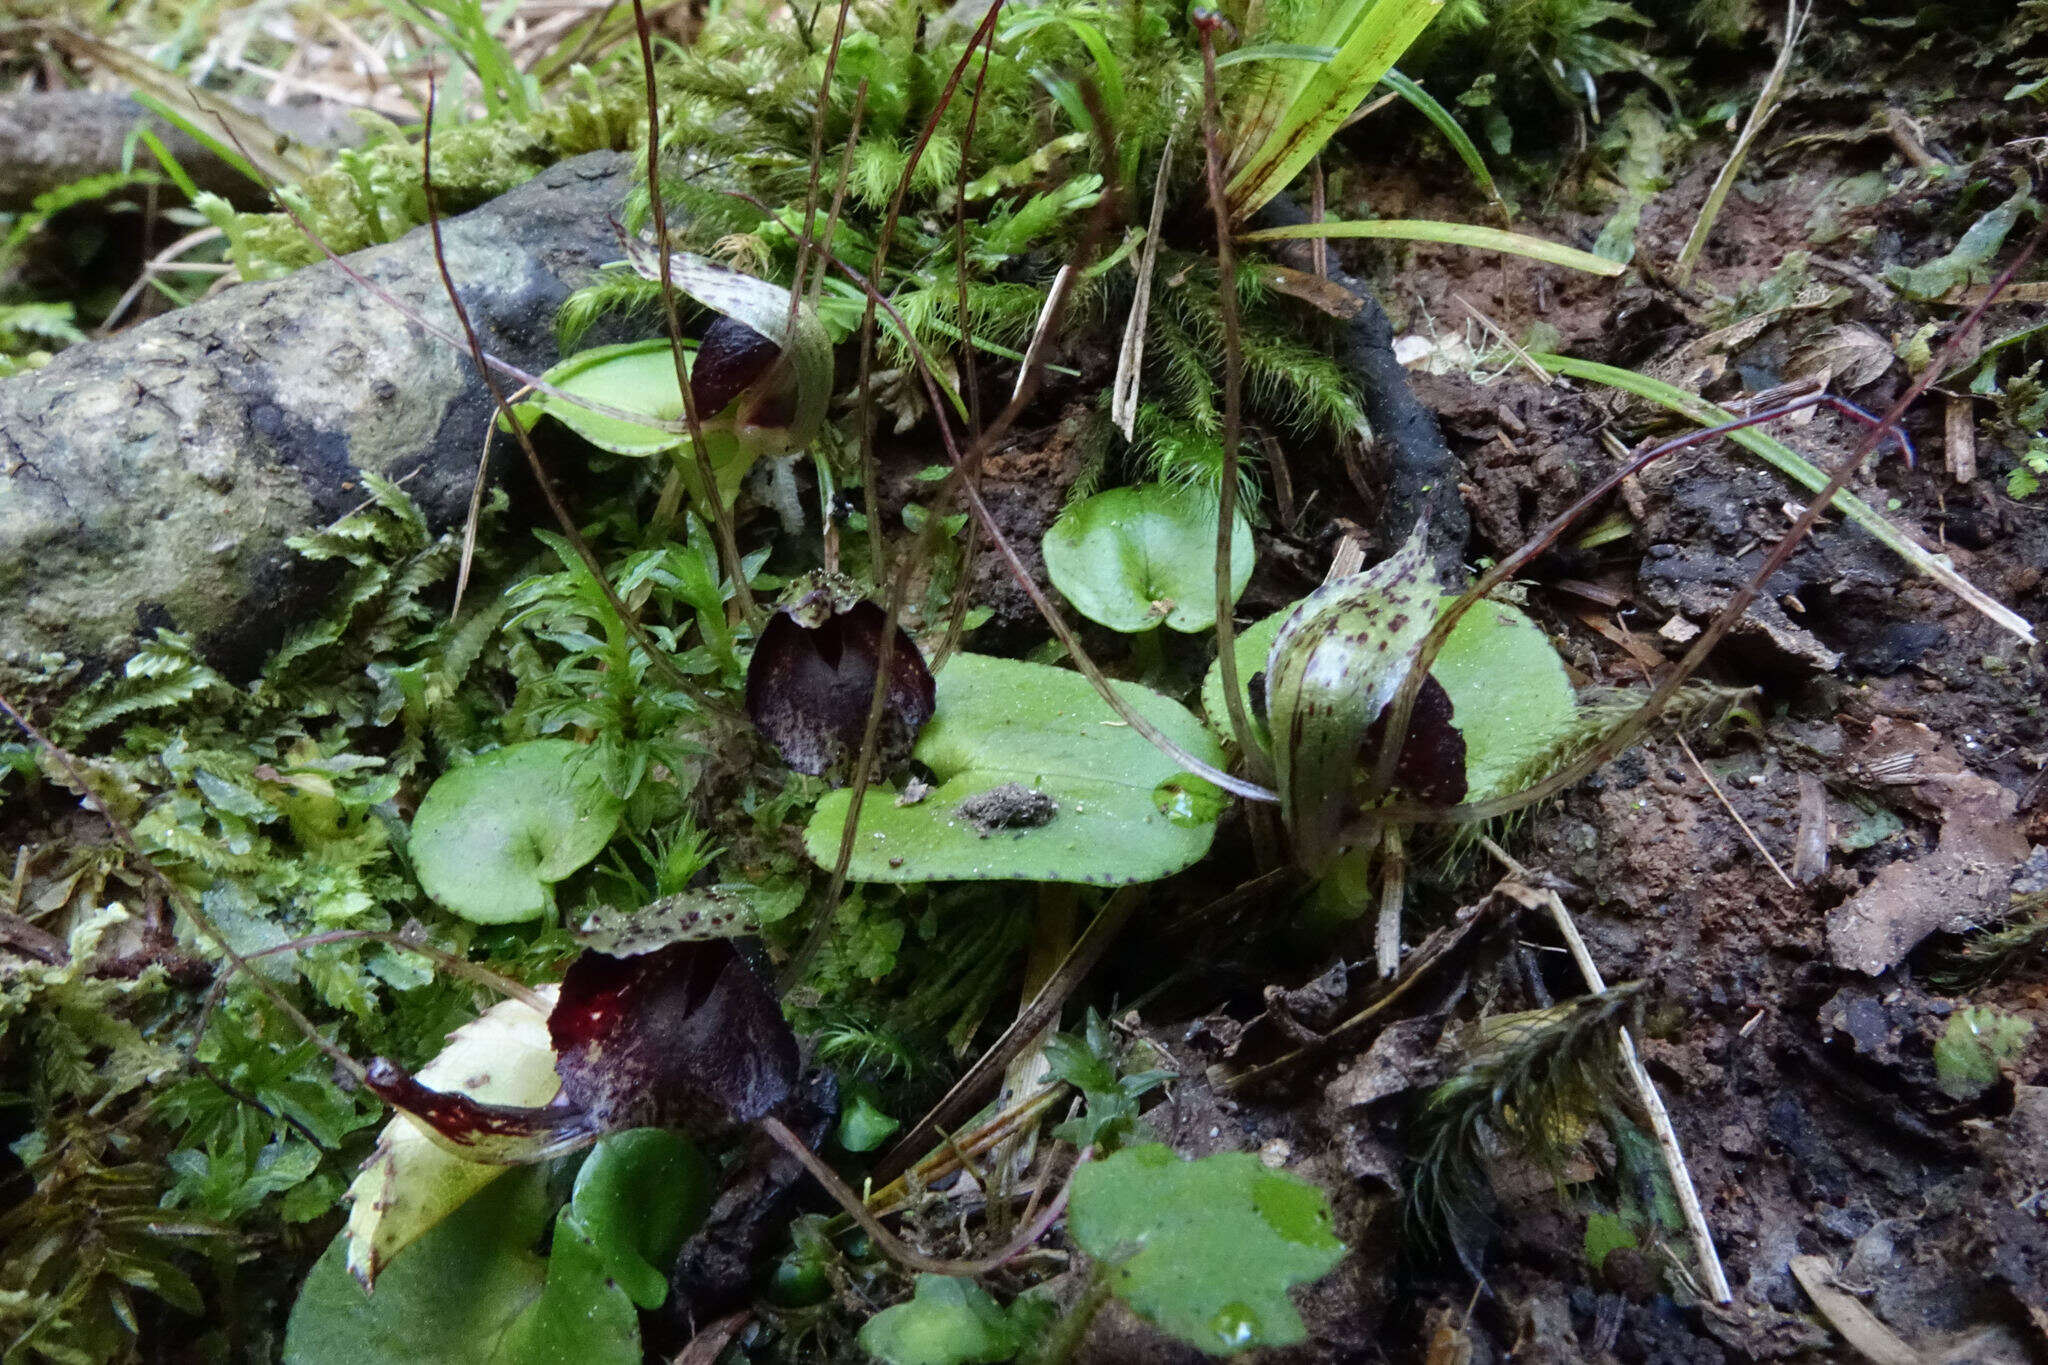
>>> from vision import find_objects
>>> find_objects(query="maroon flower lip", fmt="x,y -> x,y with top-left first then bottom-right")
689,314 -> 784,417
745,582 -> 937,780
366,940 -> 798,1161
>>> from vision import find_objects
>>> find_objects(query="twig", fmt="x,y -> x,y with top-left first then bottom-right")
1453,292 -> 1553,385
864,1084 -> 1068,1218
1676,734 -> 1795,891
872,890 -> 1140,1184
1109,133 -> 1175,440
1674,1 -> 1806,288
1484,839 -> 1732,1305
1375,824 -> 1406,977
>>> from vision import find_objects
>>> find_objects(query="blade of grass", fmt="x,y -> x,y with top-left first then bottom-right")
1242,218 -> 1623,275
1673,1 -> 1806,287
1379,68 -> 1509,223
1225,0 -> 1445,222
1534,352 -> 2034,643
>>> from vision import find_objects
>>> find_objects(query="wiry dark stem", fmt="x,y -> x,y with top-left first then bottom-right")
419,84 -> 703,697
1196,20 -> 1268,782
631,0 -> 761,628
789,0 -> 856,332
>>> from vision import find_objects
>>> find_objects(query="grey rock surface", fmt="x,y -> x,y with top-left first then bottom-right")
0,90 -> 362,211
0,150 -> 630,681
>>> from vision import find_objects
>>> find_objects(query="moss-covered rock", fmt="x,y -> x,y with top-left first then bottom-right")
0,151 -> 631,685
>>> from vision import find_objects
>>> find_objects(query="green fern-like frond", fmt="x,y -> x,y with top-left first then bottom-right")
62,634 -> 231,734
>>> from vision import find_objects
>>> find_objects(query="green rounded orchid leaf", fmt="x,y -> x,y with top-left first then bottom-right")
505,339 -> 754,503
1426,596 -> 1576,801
803,654 -> 1226,885
1068,1145 -> 1345,1355
507,339 -> 693,456
1043,483 -> 1254,633
286,1169 -> 556,1365
1204,589 -> 1576,803
411,740 -> 624,924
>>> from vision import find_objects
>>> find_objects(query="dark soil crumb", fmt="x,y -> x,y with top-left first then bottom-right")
958,782 -> 1059,835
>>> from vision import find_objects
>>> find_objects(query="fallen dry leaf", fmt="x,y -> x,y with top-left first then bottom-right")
1827,720 -> 2031,975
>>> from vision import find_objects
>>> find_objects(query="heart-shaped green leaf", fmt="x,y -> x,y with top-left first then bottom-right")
1042,484 -> 1253,633
505,340 -> 755,503
803,654 -> 1226,884
291,1128 -> 708,1365
508,339 -> 695,456
1424,597 -> 1575,801
411,740 -> 624,924
1068,1145 -> 1345,1355
287,1169 -> 555,1365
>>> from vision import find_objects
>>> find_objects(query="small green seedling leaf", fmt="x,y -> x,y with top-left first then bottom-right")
345,989 -> 563,1289
563,1129 -> 711,1309
1583,1209 -> 1639,1274
1933,1006 -> 2033,1100
494,1131 -> 710,1363
803,654 -> 1226,884
858,1275 -> 1032,1365
1068,1145 -> 1345,1355
1042,484 -> 1253,633
839,1088 -> 902,1153
1884,183 -> 2038,302
411,740 -> 624,923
